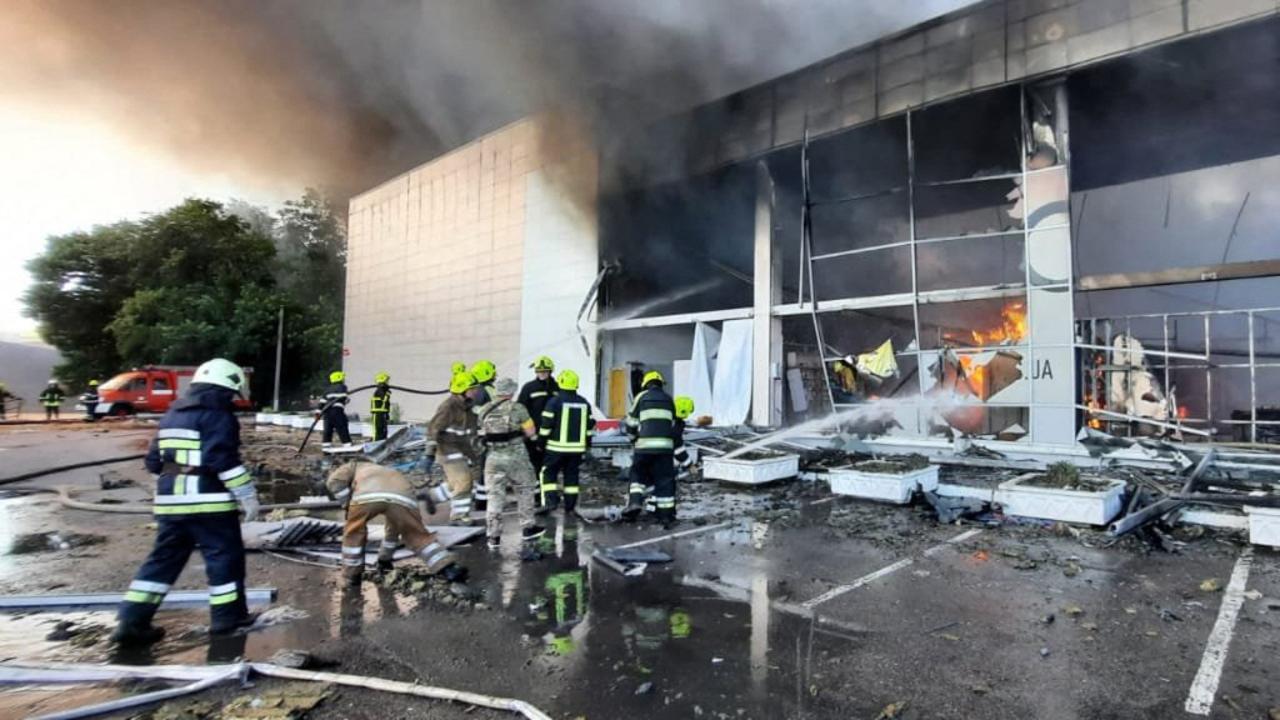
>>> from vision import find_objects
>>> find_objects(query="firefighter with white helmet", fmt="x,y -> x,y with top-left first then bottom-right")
113,358 -> 258,645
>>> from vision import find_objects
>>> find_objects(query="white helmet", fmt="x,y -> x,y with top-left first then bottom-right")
193,358 -> 247,395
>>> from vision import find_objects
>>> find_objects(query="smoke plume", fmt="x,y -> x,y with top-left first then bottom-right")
0,0 -> 970,199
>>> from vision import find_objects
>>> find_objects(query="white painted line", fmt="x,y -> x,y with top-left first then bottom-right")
1185,548 -> 1254,715
613,521 -> 736,550
800,528 -> 983,610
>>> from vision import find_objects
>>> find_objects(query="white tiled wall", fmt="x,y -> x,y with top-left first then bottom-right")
343,119 -> 598,420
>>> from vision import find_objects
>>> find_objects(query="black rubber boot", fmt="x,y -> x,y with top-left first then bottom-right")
210,612 -> 259,637
110,622 -> 166,646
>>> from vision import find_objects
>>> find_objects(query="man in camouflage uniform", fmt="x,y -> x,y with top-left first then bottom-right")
478,378 -> 545,547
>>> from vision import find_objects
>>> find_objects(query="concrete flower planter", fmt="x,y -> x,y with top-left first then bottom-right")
703,454 -> 799,486
1244,505 -> 1280,548
996,472 -> 1126,526
829,463 -> 939,504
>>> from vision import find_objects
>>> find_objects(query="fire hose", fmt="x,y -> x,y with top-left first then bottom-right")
296,383 -> 449,454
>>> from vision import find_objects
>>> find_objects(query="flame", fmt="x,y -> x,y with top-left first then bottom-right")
1177,405 -> 1189,419
969,302 -> 1028,346
958,355 -> 987,399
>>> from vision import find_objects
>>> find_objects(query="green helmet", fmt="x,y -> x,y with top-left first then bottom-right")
531,355 -> 555,372
557,369 -> 580,391
470,360 -> 496,384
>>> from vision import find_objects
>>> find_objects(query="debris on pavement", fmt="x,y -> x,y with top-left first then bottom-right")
876,700 -> 908,719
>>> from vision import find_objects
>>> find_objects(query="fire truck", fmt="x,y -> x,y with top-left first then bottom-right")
90,366 -> 253,416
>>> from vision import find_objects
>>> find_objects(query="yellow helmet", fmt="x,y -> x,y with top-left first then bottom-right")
450,372 -> 476,395
557,369 -> 580,391
642,370 -> 664,387
375,372 -> 390,384
674,396 -> 695,419
531,355 -> 555,372
470,360 -> 496,384
329,370 -> 345,383
88,379 -> 99,387
451,362 -> 466,375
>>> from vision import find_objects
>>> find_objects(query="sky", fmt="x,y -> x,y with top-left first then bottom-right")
0,0 -> 977,346
0,105 -> 292,343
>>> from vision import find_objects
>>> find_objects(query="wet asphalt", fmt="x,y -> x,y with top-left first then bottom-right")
0,423 -> 1277,719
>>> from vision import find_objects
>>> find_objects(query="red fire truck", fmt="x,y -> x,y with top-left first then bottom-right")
92,366 -> 253,416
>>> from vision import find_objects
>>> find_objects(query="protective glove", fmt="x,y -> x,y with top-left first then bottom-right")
230,485 -> 259,522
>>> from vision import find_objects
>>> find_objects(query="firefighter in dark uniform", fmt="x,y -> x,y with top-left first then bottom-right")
468,360 -> 497,519
112,358 -> 259,645
622,371 -> 679,527
519,356 -> 559,474
322,370 -> 352,447
370,371 -> 392,442
537,369 -> 595,515
40,380 -> 65,420
82,379 -> 101,421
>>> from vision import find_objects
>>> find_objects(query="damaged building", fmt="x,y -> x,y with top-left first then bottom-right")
343,1 -> 1280,453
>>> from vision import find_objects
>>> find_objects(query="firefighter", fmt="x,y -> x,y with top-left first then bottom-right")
370,372 -> 392,442
673,395 -> 695,472
0,382 -> 13,420
426,371 -> 481,524
468,360 -> 497,520
325,459 -> 466,586
519,356 -> 559,475
39,380 -> 65,420
112,358 -> 258,645
622,371 -> 678,527
82,379 -> 101,421
537,369 -> 595,516
478,377 -> 543,547
321,370 -> 352,447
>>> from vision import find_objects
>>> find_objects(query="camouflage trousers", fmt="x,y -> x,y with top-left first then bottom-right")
484,445 -> 537,539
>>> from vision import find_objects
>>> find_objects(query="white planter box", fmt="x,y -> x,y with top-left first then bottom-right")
996,473 -> 1126,526
254,413 -> 269,424
273,414 -> 292,427
704,454 -> 799,486
1244,506 -> 1280,548
289,416 -> 312,430
829,464 -> 939,504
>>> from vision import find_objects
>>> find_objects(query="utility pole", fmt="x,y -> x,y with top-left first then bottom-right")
272,307 -> 284,410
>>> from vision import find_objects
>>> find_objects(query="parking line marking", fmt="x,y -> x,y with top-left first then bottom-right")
1185,548 -> 1254,715
800,528 -> 982,609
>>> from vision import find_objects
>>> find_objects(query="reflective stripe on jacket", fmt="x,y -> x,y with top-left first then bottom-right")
370,385 -> 392,414
144,385 -> 251,515
429,394 -> 477,460
539,391 -> 595,454
517,377 -> 559,423
626,385 -> 676,454
326,462 -> 419,511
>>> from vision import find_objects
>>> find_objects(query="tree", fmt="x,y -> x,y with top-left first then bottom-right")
24,192 -> 348,407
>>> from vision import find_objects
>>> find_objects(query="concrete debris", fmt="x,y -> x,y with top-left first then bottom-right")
98,469 -> 135,490
221,681 -> 334,719
1199,578 -> 1222,593
7,530 -> 105,554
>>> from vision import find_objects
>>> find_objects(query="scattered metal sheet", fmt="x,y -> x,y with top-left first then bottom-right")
603,548 -> 672,564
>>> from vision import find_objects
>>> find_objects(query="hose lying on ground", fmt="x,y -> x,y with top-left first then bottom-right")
0,454 -> 146,487
0,661 -> 554,720
51,486 -> 344,515
297,383 -> 448,453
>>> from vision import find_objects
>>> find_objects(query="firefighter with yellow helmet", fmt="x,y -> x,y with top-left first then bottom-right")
321,370 -> 352,447
519,356 -> 559,475
622,370 -> 680,527
426,371 -> 482,524
370,372 -> 392,441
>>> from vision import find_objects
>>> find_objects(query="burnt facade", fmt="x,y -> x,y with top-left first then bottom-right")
595,2 -> 1280,446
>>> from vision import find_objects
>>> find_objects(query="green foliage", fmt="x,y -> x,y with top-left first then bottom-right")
23,192 -> 347,408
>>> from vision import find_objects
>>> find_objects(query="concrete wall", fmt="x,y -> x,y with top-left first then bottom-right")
344,118 -> 598,420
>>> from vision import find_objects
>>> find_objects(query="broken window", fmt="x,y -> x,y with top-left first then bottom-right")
818,305 -> 917,359
781,316 -> 829,422
811,246 -> 913,300
916,234 -> 1026,292
809,190 -> 911,256
913,178 -> 1024,240
1024,82 -> 1064,170
912,85 -> 1021,184
807,117 -> 908,202
917,295 -> 1028,351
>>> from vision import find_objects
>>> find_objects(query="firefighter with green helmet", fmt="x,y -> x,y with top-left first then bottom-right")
321,370 -> 352,447
622,370 -> 680,527
370,371 -> 392,441
468,359 -> 497,520
536,369 -> 596,515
